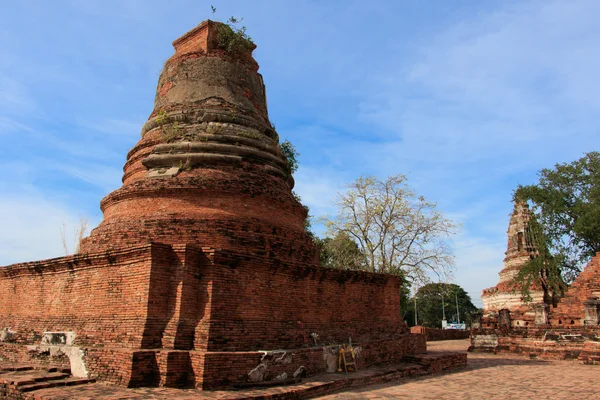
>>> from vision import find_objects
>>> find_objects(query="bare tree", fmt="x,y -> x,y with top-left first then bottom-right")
59,216 -> 89,255
59,222 -> 69,256
322,175 -> 459,283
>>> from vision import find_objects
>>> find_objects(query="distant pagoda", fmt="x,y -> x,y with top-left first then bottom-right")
481,202 -> 545,327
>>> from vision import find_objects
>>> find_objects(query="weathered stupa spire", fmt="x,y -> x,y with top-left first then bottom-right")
481,201 -> 545,326
80,20 -> 313,263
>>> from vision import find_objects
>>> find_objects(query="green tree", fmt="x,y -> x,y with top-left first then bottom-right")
405,283 -> 478,328
322,174 -> 459,283
317,232 -> 366,270
514,151 -> 600,291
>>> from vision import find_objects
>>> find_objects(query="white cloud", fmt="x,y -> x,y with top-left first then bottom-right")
54,163 -> 123,193
359,0 -> 600,164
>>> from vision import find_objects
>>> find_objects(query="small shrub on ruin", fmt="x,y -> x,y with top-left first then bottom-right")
216,17 -> 254,54
280,139 -> 299,176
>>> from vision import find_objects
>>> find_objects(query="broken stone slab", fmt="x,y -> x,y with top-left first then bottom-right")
274,352 -> 292,364
274,372 -> 288,381
62,346 -> 88,378
559,334 -> 585,342
293,366 -> 307,378
41,332 -> 76,346
324,351 -> 338,372
471,334 -> 499,349
248,363 -> 267,382
38,332 -> 88,378
0,328 -> 16,343
146,166 -> 180,178
248,351 -> 295,383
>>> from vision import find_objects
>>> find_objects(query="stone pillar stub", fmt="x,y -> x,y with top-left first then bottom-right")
471,312 -> 483,329
498,309 -> 511,328
534,303 -> 549,326
584,298 -> 600,326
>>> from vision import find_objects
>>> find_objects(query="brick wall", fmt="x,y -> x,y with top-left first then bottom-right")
0,244 -> 159,347
549,253 -> 600,326
410,326 -> 470,341
202,249 -> 409,352
470,326 -> 600,360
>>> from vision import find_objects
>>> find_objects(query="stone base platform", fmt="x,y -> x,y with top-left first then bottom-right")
470,328 -> 600,361
0,351 -> 465,400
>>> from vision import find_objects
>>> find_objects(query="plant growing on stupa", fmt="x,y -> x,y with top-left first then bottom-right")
210,6 -> 255,54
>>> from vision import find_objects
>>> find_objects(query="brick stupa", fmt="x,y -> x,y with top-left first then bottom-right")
481,202 -> 545,327
0,21 -> 427,390
79,20 -> 314,261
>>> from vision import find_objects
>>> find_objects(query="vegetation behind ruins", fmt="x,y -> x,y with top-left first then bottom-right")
404,282 -> 478,328
319,174 -> 459,284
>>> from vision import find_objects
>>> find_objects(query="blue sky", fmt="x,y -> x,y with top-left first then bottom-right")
1,0 -> 598,307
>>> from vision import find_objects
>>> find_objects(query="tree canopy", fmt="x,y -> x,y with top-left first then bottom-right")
404,283 -> 478,328
514,151 -> 600,295
321,174 -> 459,284
316,232 -> 366,271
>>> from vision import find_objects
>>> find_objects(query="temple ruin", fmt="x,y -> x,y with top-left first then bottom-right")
472,202 -> 600,360
480,202 -> 545,328
0,21 -> 464,396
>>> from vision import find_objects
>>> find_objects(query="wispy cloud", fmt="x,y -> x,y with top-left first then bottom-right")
0,77 -> 36,114
0,116 -> 33,135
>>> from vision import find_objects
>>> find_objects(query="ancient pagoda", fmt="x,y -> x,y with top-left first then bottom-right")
481,202 -> 546,327
0,21 -> 429,390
